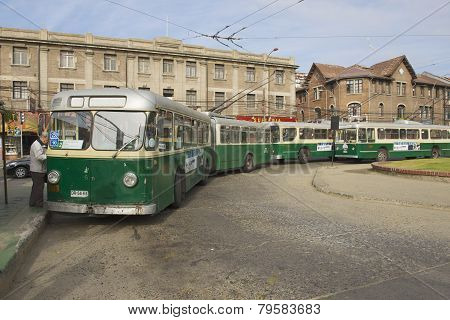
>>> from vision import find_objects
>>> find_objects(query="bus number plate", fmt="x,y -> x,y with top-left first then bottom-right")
70,190 -> 89,198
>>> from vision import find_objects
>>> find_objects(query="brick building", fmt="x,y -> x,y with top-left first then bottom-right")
296,55 -> 450,125
0,27 -> 297,118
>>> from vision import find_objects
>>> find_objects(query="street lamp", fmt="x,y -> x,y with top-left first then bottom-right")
263,48 -> 279,120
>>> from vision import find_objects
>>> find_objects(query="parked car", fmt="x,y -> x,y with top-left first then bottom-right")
5,156 -> 31,178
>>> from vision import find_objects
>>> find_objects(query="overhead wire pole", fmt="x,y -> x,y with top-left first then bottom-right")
0,100 -> 7,204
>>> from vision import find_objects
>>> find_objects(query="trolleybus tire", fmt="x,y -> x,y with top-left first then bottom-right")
298,148 -> 310,164
431,147 -> 440,159
172,171 -> 185,208
243,154 -> 255,172
376,148 -> 388,162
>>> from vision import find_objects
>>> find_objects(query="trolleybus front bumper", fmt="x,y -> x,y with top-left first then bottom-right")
47,201 -> 157,215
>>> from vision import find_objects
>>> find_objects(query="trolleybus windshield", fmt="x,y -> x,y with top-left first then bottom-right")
92,111 -> 145,151
50,111 -> 92,150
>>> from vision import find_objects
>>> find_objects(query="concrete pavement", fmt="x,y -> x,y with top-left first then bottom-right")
4,162 -> 449,299
0,177 -> 47,296
313,163 -> 450,210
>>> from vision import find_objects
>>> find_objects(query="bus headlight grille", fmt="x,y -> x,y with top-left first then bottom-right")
47,170 -> 61,184
123,172 -> 138,188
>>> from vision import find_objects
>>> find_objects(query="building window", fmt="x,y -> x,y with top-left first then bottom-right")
428,87 -> 432,98
186,61 -> 196,78
104,54 -> 117,71
186,90 -> 197,107
275,70 -> 284,84
380,81 -> 385,94
60,83 -> 74,92
412,86 -> 416,97
214,64 -> 225,79
444,107 -> 450,121
214,92 -> 225,108
314,107 -> 321,119
12,47 -> 27,65
60,51 -> 75,68
421,106 -> 433,120
246,94 -> 256,108
346,79 -> 362,94
379,103 -> 384,117
348,103 -> 361,117
420,86 -> 425,97
300,110 -> 305,122
163,59 -> 174,74
313,87 -> 322,100
275,96 -> 284,109
163,88 -> 174,98
435,88 -> 440,98
386,82 -> 391,95
12,81 -> 28,99
397,105 -> 405,119
138,57 -> 150,74
396,82 -> 406,96
246,67 -> 255,82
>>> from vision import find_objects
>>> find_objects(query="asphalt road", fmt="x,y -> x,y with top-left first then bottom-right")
5,161 -> 450,299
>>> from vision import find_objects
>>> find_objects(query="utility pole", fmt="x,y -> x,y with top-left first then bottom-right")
0,100 -> 8,204
263,48 -> 278,121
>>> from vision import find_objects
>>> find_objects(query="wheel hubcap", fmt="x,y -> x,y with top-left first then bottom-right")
16,168 -> 26,177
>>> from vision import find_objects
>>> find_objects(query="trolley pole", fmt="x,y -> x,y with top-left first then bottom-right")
330,115 -> 340,168
0,101 -> 8,204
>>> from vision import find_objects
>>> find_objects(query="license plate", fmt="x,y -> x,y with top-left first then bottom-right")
70,190 -> 89,198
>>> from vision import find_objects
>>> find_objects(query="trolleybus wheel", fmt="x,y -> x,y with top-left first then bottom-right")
431,147 -> 440,159
243,154 -> 255,172
298,148 -> 310,164
172,171 -> 185,208
376,149 -> 388,162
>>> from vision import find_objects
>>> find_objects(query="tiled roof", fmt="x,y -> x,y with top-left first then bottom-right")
370,55 -> 416,78
331,64 -> 386,81
314,63 -> 346,79
415,73 -> 450,87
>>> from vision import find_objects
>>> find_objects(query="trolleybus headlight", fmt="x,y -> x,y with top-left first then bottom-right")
47,170 -> 61,184
123,172 -> 138,188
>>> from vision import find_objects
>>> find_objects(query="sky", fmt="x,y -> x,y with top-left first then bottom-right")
0,0 -> 449,76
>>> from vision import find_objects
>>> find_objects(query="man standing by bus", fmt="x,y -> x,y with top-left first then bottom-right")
29,131 -> 48,207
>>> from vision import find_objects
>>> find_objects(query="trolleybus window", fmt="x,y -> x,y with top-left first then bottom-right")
407,129 -> 419,140
430,130 -> 447,139
421,129 -> 429,139
192,120 -> 198,146
145,112 -> 157,150
271,126 -> 280,143
314,129 -> 327,140
249,127 -> 257,143
344,129 -> 357,143
377,128 -> 385,140
220,125 -> 231,144
157,110 -> 173,151
50,111 -> 92,150
264,129 -> 271,143
198,122 -> 206,145
282,128 -> 297,142
299,128 -> 314,140
183,117 -> 193,148
241,127 -> 249,144
231,126 -> 240,144
175,115 -> 184,150
400,129 -> 407,140
92,111 -> 145,151
358,128 -> 367,142
385,129 -> 399,139
367,128 -> 375,142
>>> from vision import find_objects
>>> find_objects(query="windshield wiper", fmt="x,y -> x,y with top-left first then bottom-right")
112,135 -> 140,158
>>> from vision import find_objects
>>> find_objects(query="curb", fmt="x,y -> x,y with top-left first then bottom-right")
312,168 -> 450,211
0,210 -> 48,298
371,163 -> 450,177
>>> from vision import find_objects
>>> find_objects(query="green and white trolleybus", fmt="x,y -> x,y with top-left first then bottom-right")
209,115 -> 272,172
47,89 -> 212,215
335,121 -> 450,161
270,122 -> 336,163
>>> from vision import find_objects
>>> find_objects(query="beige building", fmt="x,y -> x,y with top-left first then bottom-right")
297,55 -> 450,125
0,27 -> 297,120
